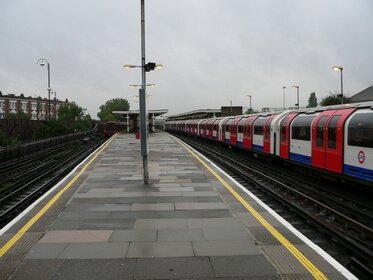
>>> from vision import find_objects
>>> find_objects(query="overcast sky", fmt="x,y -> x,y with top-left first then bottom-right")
1,0 -> 372,118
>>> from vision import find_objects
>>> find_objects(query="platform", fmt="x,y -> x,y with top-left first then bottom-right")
0,132 -> 354,279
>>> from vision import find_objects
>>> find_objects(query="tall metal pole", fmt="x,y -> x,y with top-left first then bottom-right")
140,0 -> 149,184
340,69 -> 344,104
282,86 -> 286,110
47,62 -> 51,120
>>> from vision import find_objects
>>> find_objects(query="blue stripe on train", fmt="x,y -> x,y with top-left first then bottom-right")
289,153 -> 311,165
344,164 -> 373,182
252,144 -> 263,152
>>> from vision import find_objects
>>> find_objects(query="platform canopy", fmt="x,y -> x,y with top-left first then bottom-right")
112,109 -> 168,118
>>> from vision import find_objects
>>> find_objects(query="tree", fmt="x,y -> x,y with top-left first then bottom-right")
58,102 -> 84,122
306,92 -> 318,108
320,92 -> 351,106
97,98 -> 129,121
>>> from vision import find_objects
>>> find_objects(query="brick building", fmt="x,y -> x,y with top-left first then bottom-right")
0,92 -> 65,120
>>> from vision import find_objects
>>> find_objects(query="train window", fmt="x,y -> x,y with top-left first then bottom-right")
253,118 -> 267,135
316,116 -> 328,147
291,115 -> 314,141
348,113 -> 373,148
225,125 -> 230,132
238,125 -> 243,133
328,115 -> 340,149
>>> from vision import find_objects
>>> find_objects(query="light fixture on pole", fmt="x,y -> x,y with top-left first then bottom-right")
37,58 -> 51,120
246,94 -> 252,113
228,100 -> 232,116
129,84 -> 155,88
332,66 -> 344,104
292,85 -> 299,109
282,86 -> 286,110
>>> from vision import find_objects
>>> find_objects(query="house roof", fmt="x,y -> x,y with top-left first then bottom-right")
350,86 -> 373,102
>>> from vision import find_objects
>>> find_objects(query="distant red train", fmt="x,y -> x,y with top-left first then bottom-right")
98,121 -> 124,137
166,102 -> 373,184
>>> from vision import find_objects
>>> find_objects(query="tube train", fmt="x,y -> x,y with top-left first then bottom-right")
166,102 -> 373,184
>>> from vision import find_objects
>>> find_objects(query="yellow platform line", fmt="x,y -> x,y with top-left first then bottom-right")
0,136 -> 115,257
175,138 -> 328,280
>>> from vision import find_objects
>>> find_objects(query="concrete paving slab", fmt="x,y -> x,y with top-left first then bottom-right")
134,218 -> 188,229
58,242 -> 129,259
210,255 -> 280,278
157,229 -> 205,241
202,227 -> 251,240
130,203 -> 174,211
52,259 -> 136,280
192,240 -> 262,256
175,202 -> 228,210
26,243 -> 68,259
134,257 -> 213,279
8,259 -> 65,280
39,230 -> 112,243
188,217 -> 243,228
127,241 -> 194,258
109,229 -> 157,242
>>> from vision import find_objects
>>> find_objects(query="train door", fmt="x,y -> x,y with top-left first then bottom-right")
224,118 -> 233,144
279,112 -> 299,159
244,116 -> 259,149
263,115 -> 276,154
230,117 -> 242,145
237,117 -> 247,147
312,109 -> 355,173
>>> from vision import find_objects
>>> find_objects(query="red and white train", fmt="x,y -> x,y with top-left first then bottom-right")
166,102 -> 373,184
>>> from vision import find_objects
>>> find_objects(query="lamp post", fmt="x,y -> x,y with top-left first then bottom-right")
228,100 -> 232,116
282,86 -> 286,110
292,85 -> 299,109
122,0 -> 163,184
246,94 -> 252,113
37,58 -> 51,120
333,66 -> 344,104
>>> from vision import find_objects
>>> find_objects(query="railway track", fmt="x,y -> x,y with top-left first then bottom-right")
171,133 -> 373,279
0,137 -> 105,227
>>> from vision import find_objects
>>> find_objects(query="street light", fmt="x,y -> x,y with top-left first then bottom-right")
37,58 -> 51,120
124,64 -> 163,70
292,85 -> 299,109
282,86 -> 286,110
246,94 -> 252,113
129,84 -> 155,88
228,100 -> 232,116
333,66 -> 344,104
122,0 -> 163,184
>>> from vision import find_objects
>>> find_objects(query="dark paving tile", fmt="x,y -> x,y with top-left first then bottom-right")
78,219 -> 136,230
134,257 -> 214,279
109,209 -> 231,219
210,255 -> 280,278
52,259 -> 136,280
59,242 -> 129,259
9,259 -> 65,280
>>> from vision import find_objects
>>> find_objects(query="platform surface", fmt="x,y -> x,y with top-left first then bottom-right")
0,132 -> 351,279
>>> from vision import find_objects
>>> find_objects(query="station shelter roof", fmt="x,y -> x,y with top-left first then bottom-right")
112,109 -> 168,118
166,109 -> 221,121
